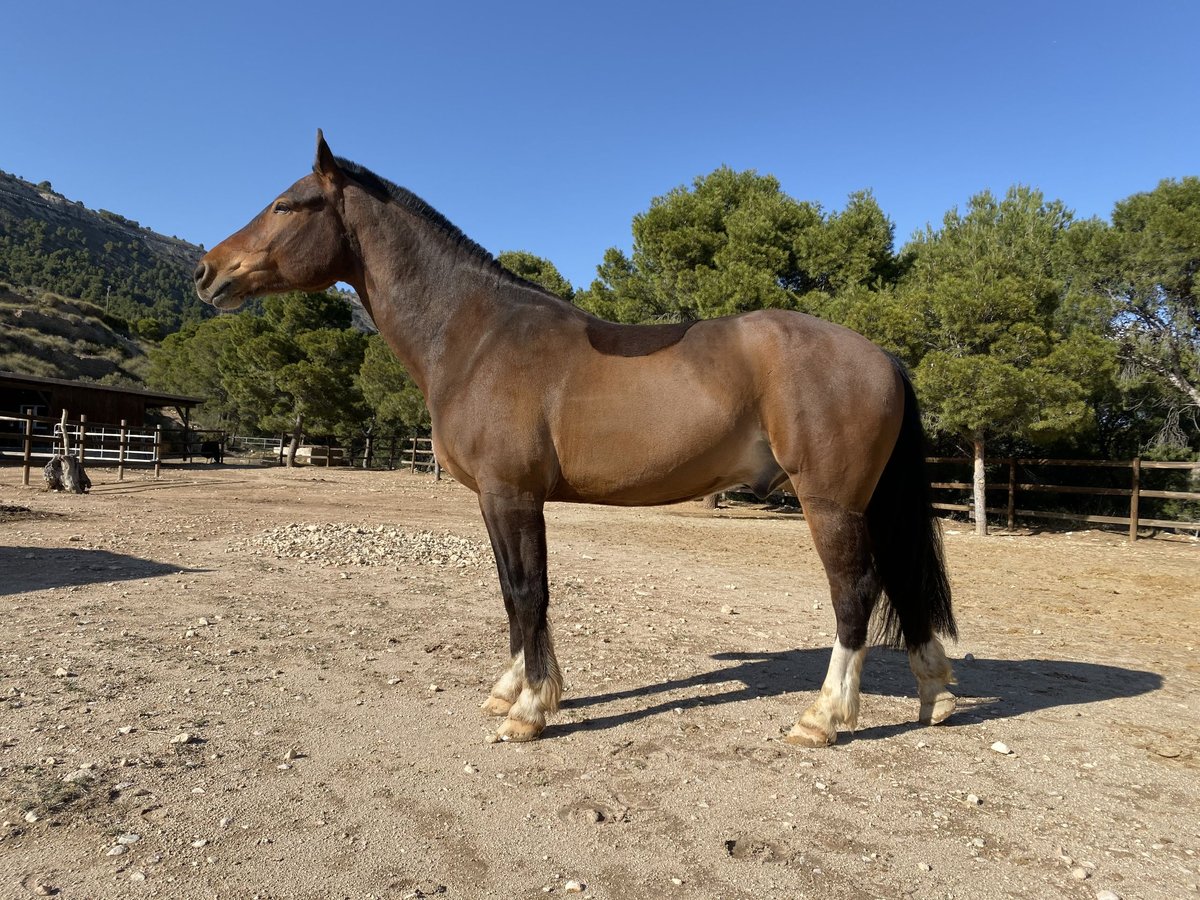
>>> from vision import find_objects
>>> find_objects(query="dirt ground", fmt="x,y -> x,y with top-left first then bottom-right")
1,465 -> 1197,900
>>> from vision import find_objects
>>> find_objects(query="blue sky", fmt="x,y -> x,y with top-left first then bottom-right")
2,1 -> 1197,289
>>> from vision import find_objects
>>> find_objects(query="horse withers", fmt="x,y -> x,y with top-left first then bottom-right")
195,131 -> 957,746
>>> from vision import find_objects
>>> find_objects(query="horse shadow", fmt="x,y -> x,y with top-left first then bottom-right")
555,647 -> 1163,741
0,545 -> 198,596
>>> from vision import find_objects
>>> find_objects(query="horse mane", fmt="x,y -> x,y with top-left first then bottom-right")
334,156 -> 562,302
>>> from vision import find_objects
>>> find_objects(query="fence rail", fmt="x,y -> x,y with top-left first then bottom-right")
0,412 -> 225,483
927,456 -> 1200,540
13,414 -> 1192,540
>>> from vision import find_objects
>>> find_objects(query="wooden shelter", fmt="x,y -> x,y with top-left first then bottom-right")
0,370 -> 201,428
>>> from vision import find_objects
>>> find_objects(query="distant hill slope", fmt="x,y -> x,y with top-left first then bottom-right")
0,168 -> 206,331
0,281 -> 152,384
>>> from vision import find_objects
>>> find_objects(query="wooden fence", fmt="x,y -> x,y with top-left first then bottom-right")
0,412 -> 225,483
928,457 -> 1200,540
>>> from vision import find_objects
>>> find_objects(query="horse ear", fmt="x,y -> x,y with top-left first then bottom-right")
314,129 -> 342,183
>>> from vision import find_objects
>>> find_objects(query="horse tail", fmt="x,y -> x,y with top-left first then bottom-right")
866,361 -> 957,649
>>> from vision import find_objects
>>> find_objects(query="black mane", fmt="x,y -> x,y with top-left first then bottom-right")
334,157 -> 577,307
335,156 -> 551,295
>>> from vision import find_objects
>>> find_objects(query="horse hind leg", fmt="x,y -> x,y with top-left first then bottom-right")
785,497 -> 880,748
909,637 -> 956,725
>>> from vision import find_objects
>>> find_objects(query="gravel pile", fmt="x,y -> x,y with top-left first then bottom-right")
249,522 -> 492,570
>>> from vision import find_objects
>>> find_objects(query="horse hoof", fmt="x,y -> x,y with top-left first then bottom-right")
919,691 -> 956,725
783,722 -> 836,748
495,717 -> 543,743
480,696 -> 513,717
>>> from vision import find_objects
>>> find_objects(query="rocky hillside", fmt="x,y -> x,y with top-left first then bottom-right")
0,168 -> 205,331
0,282 -> 151,384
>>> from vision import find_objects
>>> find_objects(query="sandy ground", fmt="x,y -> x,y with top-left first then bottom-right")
0,465 -> 1197,900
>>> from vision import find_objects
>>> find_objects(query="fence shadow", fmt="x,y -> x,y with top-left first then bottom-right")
0,545 -> 197,596
554,648 -> 1162,741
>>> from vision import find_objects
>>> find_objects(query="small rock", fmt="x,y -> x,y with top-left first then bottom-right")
671,877 -> 684,886
564,881 -> 585,894
107,844 -> 128,857
918,862 -> 932,872
130,871 -> 146,883
464,765 -> 478,774
219,818 -> 233,828
63,768 -> 94,784
971,837 -> 985,848
118,726 -> 135,735
191,838 -> 208,848
198,617 -> 210,626
24,811 -> 39,823
429,684 -> 442,693
284,747 -> 299,761
117,833 -> 141,845
53,667 -> 71,678
990,741 -> 1012,755
484,734 -> 498,744
1072,867 -> 1090,880
720,605 -> 736,616
1096,892 -> 1121,900
170,732 -> 194,745
33,883 -> 55,896
966,794 -> 981,805
1032,628 -> 1043,635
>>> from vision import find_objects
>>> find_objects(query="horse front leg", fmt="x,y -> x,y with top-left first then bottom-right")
480,592 -> 523,717
478,493 -> 562,742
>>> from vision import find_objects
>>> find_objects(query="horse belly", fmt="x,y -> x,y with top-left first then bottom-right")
551,406 -> 781,505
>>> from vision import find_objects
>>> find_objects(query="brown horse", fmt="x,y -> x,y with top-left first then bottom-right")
196,131 -> 957,746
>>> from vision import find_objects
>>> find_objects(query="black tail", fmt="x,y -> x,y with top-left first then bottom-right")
866,363 -> 957,649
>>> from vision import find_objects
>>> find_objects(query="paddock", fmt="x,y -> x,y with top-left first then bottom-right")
0,467 -> 1195,898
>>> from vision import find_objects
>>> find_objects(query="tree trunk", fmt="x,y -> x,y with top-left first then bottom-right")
972,432 -> 988,536
43,456 -> 91,493
287,414 -> 304,468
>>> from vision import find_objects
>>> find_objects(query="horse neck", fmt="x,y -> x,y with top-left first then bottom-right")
343,189 -> 521,395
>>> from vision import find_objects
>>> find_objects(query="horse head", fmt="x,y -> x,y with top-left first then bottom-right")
194,130 -> 353,310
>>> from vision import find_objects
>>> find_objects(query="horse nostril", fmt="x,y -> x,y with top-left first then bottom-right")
194,261 -> 209,285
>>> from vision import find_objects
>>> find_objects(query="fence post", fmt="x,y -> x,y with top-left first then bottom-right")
1007,459 -> 1017,530
154,425 -> 163,478
22,413 -> 33,486
1128,457 -> 1141,541
78,414 -> 88,464
410,435 -> 417,473
279,434 -> 286,465
117,419 -> 128,481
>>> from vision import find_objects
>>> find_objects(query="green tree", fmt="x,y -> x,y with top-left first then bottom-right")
901,186 -> 1117,533
1092,178 -> 1200,414
148,291 -> 369,463
575,167 -> 900,325
496,251 -> 575,301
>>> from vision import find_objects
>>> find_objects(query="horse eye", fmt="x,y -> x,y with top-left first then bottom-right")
273,201 -> 292,214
